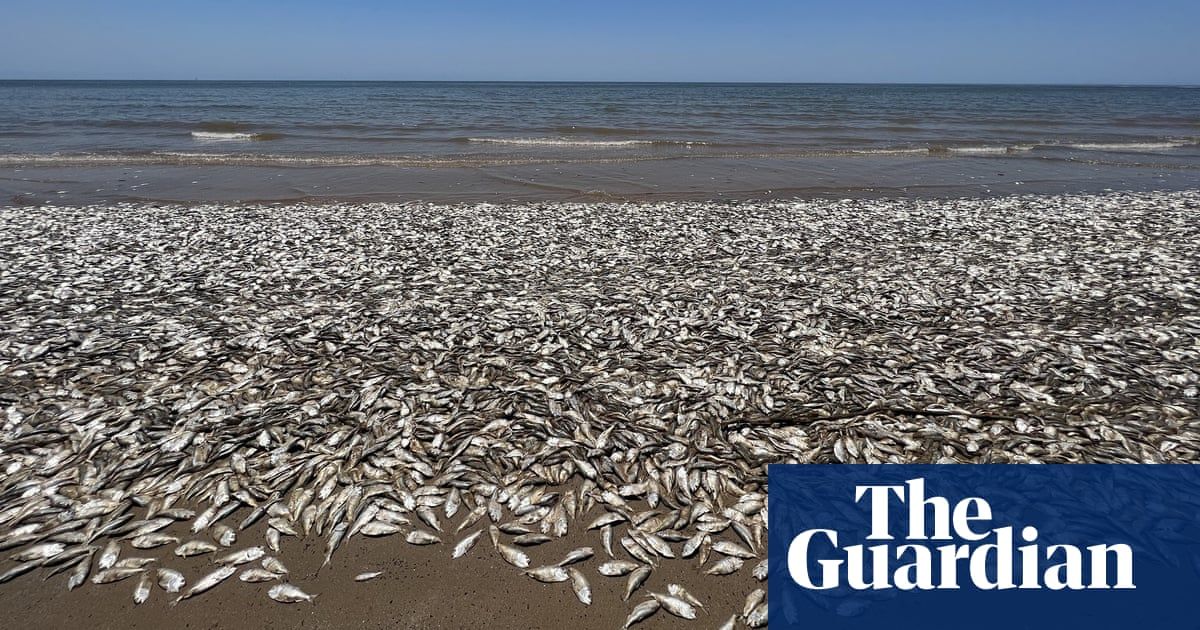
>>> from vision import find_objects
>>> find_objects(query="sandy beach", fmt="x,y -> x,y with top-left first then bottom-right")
1,190 -> 1198,628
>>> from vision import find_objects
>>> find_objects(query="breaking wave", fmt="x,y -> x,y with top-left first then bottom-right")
464,137 -> 705,147
191,131 -> 281,141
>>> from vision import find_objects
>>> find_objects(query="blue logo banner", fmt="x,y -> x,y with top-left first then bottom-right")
767,465 -> 1200,629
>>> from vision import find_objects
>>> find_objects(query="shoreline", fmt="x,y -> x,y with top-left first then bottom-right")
1,190 -> 1198,629
6,152 -> 1200,207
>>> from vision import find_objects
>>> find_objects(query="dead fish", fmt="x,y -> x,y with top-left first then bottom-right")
114,557 -> 157,570
452,530 -> 482,559
354,571 -> 383,582
587,512 -> 626,530
623,599 -> 660,628
496,544 -> 529,569
557,546 -> 594,566
133,572 -> 152,604
668,583 -> 704,610
360,522 -> 402,537
157,568 -> 186,593
681,533 -> 708,558
752,558 -> 768,581
211,524 -> 237,547
512,533 -> 553,546
0,561 -> 39,585
624,566 -> 652,600
742,588 -> 765,618
598,560 -> 640,576
652,593 -> 697,620
98,540 -> 120,569
66,557 -> 91,590
717,614 -> 737,630
568,568 -> 591,605
175,566 -> 236,603
240,568 -> 280,583
405,530 -> 440,545
746,602 -> 767,627
92,567 -> 144,585
706,557 -> 744,576
215,546 -> 265,565
262,557 -> 289,575
268,583 -> 316,604
713,540 -> 755,559
526,566 -> 570,583
174,540 -> 218,557
11,542 -> 64,562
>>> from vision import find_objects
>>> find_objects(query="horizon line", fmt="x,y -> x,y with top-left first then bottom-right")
1,78 -> 1196,88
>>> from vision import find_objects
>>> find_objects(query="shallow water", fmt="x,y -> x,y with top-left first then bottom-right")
2,81 -> 1198,203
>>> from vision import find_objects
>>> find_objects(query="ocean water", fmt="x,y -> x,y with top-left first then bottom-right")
1,81 -> 1198,203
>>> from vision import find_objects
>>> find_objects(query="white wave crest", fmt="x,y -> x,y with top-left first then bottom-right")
467,137 -> 657,147
1063,141 -> 1193,152
191,131 -> 260,141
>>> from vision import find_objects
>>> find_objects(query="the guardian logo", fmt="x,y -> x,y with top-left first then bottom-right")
787,478 -> 1135,591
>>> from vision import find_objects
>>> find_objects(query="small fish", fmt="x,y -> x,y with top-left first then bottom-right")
512,533 -> 553,546
211,524 -> 237,547
0,562 -> 38,585
717,614 -> 737,630
268,583 -> 316,604
133,572 -> 152,604
405,530 -> 440,545
742,588 -> 765,618
624,566 -> 652,600
215,546 -> 265,565
706,557 -> 744,576
240,568 -> 280,583
587,512 -> 625,529
98,540 -> 120,569
526,566 -> 570,583
497,544 -> 529,569
668,583 -> 704,610
157,568 -> 186,593
652,593 -> 697,620
11,542 -> 65,562
746,602 -> 767,628
130,534 -> 179,549
568,568 -> 591,605
354,571 -> 383,582
452,530 -> 482,559
557,546 -> 594,566
66,557 -> 91,590
752,558 -> 768,581
262,557 -> 289,575
623,599 -> 660,628
360,522 -> 402,537
598,560 -> 640,576
92,567 -> 143,584
114,557 -> 157,570
713,540 -> 755,559
174,540 -> 218,557
175,566 -> 236,603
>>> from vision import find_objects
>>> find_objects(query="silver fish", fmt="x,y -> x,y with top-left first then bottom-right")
268,583 -> 316,604
175,566 -> 236,603
452,530 -> 482,559
623,599 -> 660,628
568,568 -> 591,605
157,568 -> 186,593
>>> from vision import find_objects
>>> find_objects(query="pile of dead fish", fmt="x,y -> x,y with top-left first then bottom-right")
1,190 -> 1198,627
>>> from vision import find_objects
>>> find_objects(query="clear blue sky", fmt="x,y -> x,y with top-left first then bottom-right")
3,0 -> 1198,84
